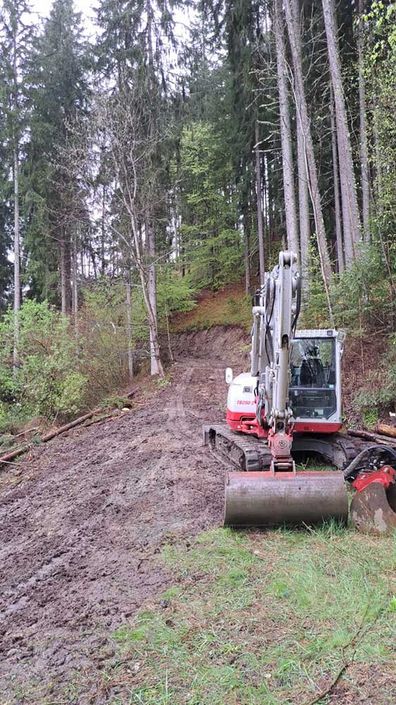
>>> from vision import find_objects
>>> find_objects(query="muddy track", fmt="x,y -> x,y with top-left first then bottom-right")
0,330 -> 248,703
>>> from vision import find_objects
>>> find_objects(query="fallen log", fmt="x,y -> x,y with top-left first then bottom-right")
40,409 -> 102,442
126,386 -> 139,399
375,422 -> 396,439
0,407 -> 115,470
0,443 -> 33,467
348,428 -> 396,446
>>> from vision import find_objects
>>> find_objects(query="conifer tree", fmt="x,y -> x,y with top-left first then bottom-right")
25,0 -> 88,312
0,0 -> 33,363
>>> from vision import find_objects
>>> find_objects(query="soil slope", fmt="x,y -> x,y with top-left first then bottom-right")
0,327 -> 248,704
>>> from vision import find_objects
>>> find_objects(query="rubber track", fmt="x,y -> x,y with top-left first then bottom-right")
203,423 -> 357,472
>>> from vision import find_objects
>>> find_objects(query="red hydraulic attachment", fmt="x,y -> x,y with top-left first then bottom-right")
349,462 -> 396,535
352,465 -> 396,493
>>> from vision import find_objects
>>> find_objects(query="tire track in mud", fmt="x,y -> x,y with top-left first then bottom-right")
0,337 -> 243,703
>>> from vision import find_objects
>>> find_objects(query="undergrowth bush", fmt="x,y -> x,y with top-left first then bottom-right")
0,300 -> 87,424
78,281 -> 136,406
0,268 -> 197,431
332,242 -> 394,331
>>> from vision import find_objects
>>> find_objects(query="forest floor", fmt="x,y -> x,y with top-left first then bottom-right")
0,326 -> 395,705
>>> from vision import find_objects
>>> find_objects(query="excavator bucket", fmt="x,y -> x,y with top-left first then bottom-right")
350,482 -> 396,535
224,470 -> 348,527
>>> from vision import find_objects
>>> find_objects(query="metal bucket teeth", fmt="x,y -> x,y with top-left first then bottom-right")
224,471 -> 348,527
350,483 -> 396,535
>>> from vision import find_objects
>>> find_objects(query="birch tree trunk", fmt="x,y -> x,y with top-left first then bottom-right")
145,1 -> 164,377
125,270 -> 134,380
60,234 -> 72,315
284,0 -> 333,310
373,107 -> 383,212
358,0 -> 370,241
274,0 -> 299,259
322,0 -> 361,262
146,220 -> 163,377
12,29 -> 20,372
72,227 -> 78,330
330,89 -> 344,273
13,146 -> 20,371
60,237 -> 67,316
255,121 -> 266,283
101,184 -> 106,275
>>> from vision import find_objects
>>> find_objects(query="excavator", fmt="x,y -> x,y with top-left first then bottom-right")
204,251 -> 396,533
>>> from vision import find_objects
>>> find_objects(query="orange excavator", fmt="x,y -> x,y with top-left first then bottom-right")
204,251 -> 396,532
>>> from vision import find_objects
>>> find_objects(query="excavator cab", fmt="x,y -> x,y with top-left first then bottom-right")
225,329 -> 344,440
290,329 -> 344,433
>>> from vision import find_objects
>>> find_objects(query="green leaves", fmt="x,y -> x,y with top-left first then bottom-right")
178,121 -> 242,289
0,300 -> 87,421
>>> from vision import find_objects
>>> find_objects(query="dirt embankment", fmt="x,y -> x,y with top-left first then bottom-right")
341,332 -> 387,426
0,327 -> 247,704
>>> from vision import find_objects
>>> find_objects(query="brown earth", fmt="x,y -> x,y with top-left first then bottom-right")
0,325 -> 390,704
0,327 -> 248,704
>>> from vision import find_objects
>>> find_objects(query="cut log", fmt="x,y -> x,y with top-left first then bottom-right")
348,429 -> 396,446
375,423 -> 396,439
41,409 -> 101,443
0,407 -> 115,470
0,443 -> 33,467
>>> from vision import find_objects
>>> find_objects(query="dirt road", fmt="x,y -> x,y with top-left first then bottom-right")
0,327 -> 247,704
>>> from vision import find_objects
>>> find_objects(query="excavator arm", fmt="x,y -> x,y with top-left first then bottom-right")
251,251 -> 301,471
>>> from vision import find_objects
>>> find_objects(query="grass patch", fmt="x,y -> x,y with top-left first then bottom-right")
171,282 -> 251,333
96,526 -> 396,704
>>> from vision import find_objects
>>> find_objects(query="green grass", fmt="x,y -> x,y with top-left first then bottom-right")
171,283 -> 251,333
94,526 -> 396,705
13,526 -> 395,704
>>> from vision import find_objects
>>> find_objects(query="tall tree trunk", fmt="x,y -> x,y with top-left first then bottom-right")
59,237 -> 67,316
243,203 -> 251,294
145,0 -> 164,377
60,237 -> 67,315
146,220 -> 164,377
296,118 -> 310,297
373,107 -> 383,212
330,89 -> 344,273
274,0 -> 299,259
13,146 -> 20,371
61,234 -> 72,314
125,270 -> 134,380
72,227 -> 78,330
12,27 -> 20,373
284,0 -> 333,314
357,0 -> 370,241
101,184 -> 106,275
255,121 -> 265,283
322,0 -> 361,263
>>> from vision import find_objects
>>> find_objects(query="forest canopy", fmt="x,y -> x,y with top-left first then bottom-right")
0,0 -> 395,425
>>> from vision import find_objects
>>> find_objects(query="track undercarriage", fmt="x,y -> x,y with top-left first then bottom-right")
204,424 -> 396,532
203,423 -> 357,472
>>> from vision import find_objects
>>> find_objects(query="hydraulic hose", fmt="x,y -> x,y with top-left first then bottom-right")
343,444 -> 396,482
